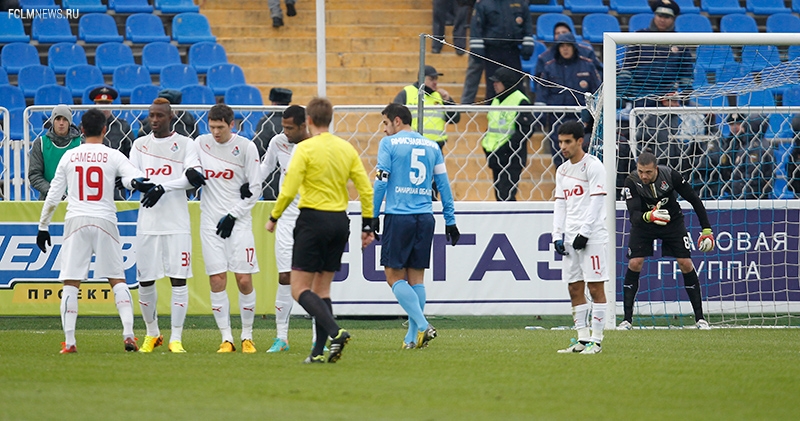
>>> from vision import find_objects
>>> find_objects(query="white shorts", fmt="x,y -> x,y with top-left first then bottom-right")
562,242 -> 609,284
58,216 -> 125,281
200,216 -> 259,275
274,212 -> 297,273
135,233 -> 193,281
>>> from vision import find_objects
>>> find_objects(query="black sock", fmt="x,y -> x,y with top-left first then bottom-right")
311,298 -> 334,356
683,270 -> 705,321
623,269 -> 640,322
298,290 -> 340,345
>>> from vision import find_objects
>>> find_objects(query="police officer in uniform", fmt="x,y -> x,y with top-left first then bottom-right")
393,65 -> 460,149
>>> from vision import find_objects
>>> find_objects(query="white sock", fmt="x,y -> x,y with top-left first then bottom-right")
138,284 -> 159,337
275,284 -> 292,341
239,290 -> 256,341
311,317 -> 318,344
573,303 -> 591,342
61,285 -> 79,346
210,291 -> 233,343
112,283 -> 135,337
170,285 -> 188,343
591,302 -> 606,344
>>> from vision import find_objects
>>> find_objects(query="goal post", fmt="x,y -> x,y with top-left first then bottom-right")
600,32 -> 800,328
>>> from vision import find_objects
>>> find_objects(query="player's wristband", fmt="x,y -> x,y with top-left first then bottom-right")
269,216 -> 278,223
702,228 -> 712,235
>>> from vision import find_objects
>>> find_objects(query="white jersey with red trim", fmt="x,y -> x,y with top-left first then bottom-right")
38,143 -> 143,229
130,132 -> 199,234
259,133 -> 299,218
554,153 -> 608,244
195,133 -> 260,223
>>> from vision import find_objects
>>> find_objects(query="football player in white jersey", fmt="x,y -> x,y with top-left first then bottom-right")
552,121 -> 609,355
195,104 -> 261,353
126,98 -> 206,353
245,105 -> 308,353
37,109 -> 152,354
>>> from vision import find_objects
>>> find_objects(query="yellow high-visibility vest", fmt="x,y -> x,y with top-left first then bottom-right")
404,85 -> 447,143
482,90 -> 528,152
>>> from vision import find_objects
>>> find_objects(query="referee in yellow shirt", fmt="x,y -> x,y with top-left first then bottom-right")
266,97 -> 376,364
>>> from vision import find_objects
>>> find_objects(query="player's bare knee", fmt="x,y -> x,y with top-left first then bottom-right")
140,280 -> 156,288
278,272 -> 291,285
628,258 -> 644,272
170,278 -> 186,287
677,258 -> 694,273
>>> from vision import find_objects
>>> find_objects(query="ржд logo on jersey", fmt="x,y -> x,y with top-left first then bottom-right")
563,185 -> 584,198
145,165 -> 172,177
205,169 -> 234,179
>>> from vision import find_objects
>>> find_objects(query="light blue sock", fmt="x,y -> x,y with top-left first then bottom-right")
405,283 -> 428,344
392,280 -> 428,337
411,283 -> 426,311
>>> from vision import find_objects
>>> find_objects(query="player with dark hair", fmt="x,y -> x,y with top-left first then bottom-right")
37,109 -> 152,353
195,103 -> 262,353
127,98 -> 206,353
552,121 -> 609,354
374,103 -> 460,349
619,151 -> 714,330
265,97 -> 375,363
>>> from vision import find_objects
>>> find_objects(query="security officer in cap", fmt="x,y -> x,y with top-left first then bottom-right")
138,89 -> 198,139
88,85 -> 134,200
253,87 -> 293,200
393,65 -> 460,149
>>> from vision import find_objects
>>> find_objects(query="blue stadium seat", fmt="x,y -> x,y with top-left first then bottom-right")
19,0 -> 59,10
565,0 -> 608,14
0,67 -> 7,85
126,14 -> 171,43
609,0 -> 651,14
695,45 -> 734,71
32,16 -> 77,43
673,0 -> 701,14
795,0 -> 800,13
81,84 -> 122,105
766,14 -> 800,35
64,0 -> 108,13
172,13 -> 216,44
113,64 -> 152,97
66,64 -> 104,97
536,14 -> 576,42
627,13 -> 652,32
738,90 -> 775,107
740,45 -> 781,72
78,13 -> 124,43
529,0 -> 563,13
0,85 -> 26,111
5,107 -> 26,141
130,84 -> 161,104
581,14 -> 620,43
109,0 -> 154,13
701,0 -> 746,14
18,65 -> 57,98
48,43 -> 88,75
155,0 -> 200,13
783,86 -> 800,106
746,0 -> 790,15
788,45 -> 800,61
720,14 -> 758,33
207,63 -> 246,95
181,84 -> 216,105
675,13 -> 712,33
34,84 -> 74,105
1,43 -> 40,75
225,84 -> 263,124
141,42 -> 182,75
189,42 -> 228,74
159,64 -> 199,90
95,42 -> 135,75
0,14 -> 31,43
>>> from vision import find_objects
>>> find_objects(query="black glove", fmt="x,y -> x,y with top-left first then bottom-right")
36,230 -> 51,253
239,182 -> 253,199
114,177 -> 124,190
216,214 -> 236,239
445,224 -> 460,246
185,168 -> 206,188
130,177 -> 155,193
520,37 -> 535,60
554,239 -> 568,256
362,217 -> 378,234
140,185 -> 165,208
573,234 -> 589,250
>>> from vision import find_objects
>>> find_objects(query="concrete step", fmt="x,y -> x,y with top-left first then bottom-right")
214,24 -> 431,39
202,0 -> 432,10
204,9 -> 430,26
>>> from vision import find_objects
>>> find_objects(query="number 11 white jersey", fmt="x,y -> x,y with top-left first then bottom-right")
554,154 -> 608,244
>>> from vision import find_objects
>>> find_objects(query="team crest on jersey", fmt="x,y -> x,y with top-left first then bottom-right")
621,187 -> 632,199
231,146 -> 240,157
660,180 -> 669,191
580,163 -> 587,172
170,142 -> 179,152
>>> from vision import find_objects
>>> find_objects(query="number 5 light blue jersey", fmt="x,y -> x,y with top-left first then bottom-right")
373,130 -> 456,226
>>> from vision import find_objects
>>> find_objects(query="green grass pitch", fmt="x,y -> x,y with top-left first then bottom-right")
0,315 -> 798,420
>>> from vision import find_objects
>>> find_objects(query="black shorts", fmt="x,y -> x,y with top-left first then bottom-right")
626,221 -> 692,259
292,209 -> 350,273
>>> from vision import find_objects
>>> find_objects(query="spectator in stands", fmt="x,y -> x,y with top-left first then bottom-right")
88,86 -> 134,200
432,0 -> 471,55
270,0 -> 297,28
695,113 -> 761,199
253,87 -> 293,200
730,116 -> 773,199
138,89 -> 197,139
29,105 -> 82,200
536,33 -> 601,168
469,0 -> 535,101
482,67 -> 534,201
533,22 -> 602,83
393,65 -> 460,150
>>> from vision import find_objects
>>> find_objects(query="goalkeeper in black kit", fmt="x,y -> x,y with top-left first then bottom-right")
618,151 -> 715,330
